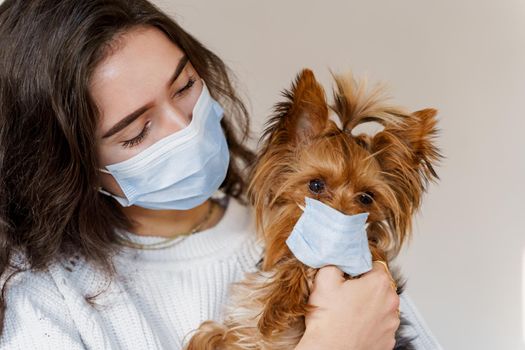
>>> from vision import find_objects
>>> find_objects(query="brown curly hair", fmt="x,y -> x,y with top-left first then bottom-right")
0,0 -> 255,333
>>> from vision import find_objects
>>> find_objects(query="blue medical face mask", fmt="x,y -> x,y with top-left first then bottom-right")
97,80 -> 230,210
285,197 -> 373,277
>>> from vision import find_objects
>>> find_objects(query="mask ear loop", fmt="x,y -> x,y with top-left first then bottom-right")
96,168 -> 132,207
97,167 -> 113,196
98,187 -> 113,196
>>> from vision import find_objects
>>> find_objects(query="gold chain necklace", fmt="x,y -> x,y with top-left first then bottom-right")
116,200 -> 217,250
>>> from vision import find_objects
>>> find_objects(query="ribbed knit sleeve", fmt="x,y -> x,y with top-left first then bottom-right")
399,292 -> 443,350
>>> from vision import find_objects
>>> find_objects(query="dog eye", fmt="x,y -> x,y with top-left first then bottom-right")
359,191 -> 375,205
308,179 -> 325,194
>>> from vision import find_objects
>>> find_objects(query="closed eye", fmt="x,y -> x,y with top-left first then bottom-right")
121,120 -> 152,149
120,76 -> 197,149
172,76 -> 196,98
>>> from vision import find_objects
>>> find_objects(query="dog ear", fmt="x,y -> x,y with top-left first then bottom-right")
372,108 -> 441,185
261,68 -> 329,147
368,108 -> 443,254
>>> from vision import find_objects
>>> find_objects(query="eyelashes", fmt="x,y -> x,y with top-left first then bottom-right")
171,76 -> 196,98
121,120 -> 152,149
120,76 -> 197,149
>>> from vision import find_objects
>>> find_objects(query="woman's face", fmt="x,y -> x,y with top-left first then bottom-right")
90,25 -> 203,197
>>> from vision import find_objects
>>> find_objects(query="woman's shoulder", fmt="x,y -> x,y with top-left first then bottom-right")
3,248 -> 113,296
1,248 -> 111,311
1,248 -> 134,349
2,267 -> 60,311
0,251 -> 88,349
1,250 -> 66,299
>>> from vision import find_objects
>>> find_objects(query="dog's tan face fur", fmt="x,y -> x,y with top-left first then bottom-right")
249,69 -> 442,269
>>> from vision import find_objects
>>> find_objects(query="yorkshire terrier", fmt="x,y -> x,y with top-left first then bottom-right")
184,68 -> 442,350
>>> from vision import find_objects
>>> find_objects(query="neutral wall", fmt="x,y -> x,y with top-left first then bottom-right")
154,1 -> 524,349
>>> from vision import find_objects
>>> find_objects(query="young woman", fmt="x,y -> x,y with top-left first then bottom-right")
0,0 -> 441,349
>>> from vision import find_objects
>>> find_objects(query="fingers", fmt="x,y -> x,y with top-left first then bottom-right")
371,260 -> 397,292
313,265 -> 345,292
370,260 -> 400,320
385,308 -> 401,349
372,260 -> 393,280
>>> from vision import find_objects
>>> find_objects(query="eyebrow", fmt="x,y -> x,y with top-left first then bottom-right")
102,55 -> 189,139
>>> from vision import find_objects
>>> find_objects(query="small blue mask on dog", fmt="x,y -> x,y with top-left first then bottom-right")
285,197 -> 373,277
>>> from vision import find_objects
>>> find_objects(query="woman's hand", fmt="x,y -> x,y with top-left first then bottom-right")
295,262 -> 400,350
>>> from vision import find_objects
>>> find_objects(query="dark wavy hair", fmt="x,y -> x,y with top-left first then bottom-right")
0,0 -> 255,332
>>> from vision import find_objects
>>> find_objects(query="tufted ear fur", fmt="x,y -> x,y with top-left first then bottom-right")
368,108 -> 443,254
330,72 -> 441,186
371,107 -> 441,198
259,68 -> 329,148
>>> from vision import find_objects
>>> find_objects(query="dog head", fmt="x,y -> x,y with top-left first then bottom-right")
248,68 -> 442,267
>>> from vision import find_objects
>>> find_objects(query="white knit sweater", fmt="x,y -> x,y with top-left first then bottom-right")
0,195 -> 442,349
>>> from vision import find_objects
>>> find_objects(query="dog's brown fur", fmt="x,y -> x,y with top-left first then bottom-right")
184,68 -> 442,350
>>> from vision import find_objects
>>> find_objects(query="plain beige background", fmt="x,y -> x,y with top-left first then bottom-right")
152,1 -> 525,349
1,0 -> 521,348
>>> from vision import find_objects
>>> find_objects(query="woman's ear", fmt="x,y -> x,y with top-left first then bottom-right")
261,68 -> 329,147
